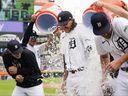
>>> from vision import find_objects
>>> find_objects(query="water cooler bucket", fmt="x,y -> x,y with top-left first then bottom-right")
35,2 -> 62,34
82,0 -> 124,28
82,4 -> 103,28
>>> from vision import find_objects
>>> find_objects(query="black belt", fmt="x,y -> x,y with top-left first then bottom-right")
17,79 -> 42,88
69,66 -> 84,74
121,67 -> 128,72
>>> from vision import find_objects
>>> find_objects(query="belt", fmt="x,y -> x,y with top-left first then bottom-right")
69,66 -> 84,74
121,67 -> 128,72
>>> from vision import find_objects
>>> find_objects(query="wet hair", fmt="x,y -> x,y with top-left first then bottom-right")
70,19 -> 77,31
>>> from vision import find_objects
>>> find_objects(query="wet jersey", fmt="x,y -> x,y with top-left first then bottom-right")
60,24 -> 93,70
95,17 -> 128,67
27,43 -> 46,68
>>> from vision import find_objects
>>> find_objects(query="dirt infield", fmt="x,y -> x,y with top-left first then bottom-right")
44,82 -> 61,89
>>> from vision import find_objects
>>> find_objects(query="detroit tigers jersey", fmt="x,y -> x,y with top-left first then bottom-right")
95,17 -> 128,68
60,24 -> 93,71
27,43 -> 46,68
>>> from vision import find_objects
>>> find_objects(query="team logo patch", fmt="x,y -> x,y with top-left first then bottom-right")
97,22 -> 102,28
116,37 -> 128,52
58,17 -> 62,21
14,45 -> 18,49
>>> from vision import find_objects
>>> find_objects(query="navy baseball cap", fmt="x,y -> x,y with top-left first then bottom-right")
7,40 -> 23,54
58,11 -> 73,26
91,12 -> 110,35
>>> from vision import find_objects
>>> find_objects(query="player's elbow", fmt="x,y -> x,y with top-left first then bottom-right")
119,12 -> 128,19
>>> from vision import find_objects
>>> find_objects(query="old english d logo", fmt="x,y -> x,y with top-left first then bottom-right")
114,36 -> 128,52
69,37 -> 76,49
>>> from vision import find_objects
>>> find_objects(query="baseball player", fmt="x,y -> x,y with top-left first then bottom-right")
2,15 -> 45,96
91,12 -> 128,96
2,40 -> 44,96
26,30 -> 47,68
58,11 -> 96,96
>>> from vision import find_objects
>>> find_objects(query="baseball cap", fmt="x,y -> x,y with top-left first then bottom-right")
30,30 -> 39,41
91,12 -> 110,35
7,40 -> 23,54
58,11 -> 73,26
30,30 -> 39,37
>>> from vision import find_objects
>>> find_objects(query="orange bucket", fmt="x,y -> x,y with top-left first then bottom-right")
82,0 -> 125,27
35,2 -> 62,34
82,3 -> 103,27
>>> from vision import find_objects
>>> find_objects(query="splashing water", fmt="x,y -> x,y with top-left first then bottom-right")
40,34 -> 111,96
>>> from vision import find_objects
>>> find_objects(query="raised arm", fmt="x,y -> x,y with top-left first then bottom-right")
22,14 -> 37,46
94,1 -> 128,19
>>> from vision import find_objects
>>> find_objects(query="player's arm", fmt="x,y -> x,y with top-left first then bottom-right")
2,52 -> 17,79
63,55 -> 68,81
106,53 -> 128,72
100,53 -> 110,81
95,37 -> 110,81
22,21 -> 34,46
100,53 -> 110,72
94,1 -> 128,19
22,14 -> 37,46
61,55 -> 68,91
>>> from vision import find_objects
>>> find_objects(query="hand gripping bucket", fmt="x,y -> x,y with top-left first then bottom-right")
82,0 -> 125,28
35,2 -> 62,34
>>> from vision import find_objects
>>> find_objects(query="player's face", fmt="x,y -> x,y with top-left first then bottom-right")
9,51 -> 22,59
102,27 -> 112,39
28,37 -> 37,47
59,20 -> 73,33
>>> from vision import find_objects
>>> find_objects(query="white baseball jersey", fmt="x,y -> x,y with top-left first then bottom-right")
27,43 -> 46,68
95,17 -> 128,68
60,24 -> 93,71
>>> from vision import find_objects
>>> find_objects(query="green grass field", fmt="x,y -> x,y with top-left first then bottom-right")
0,77 -> 63,96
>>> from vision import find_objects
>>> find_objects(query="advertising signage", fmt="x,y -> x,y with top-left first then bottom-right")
0,21 -> 23,32
0,0 -> 34,22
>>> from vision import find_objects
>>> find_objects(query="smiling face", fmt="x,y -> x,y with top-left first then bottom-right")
58,19 -> 77,33
8,49 -> 22,59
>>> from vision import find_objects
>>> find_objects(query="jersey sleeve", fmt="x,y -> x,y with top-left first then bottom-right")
79,30 -> 94,57
95,37 -> 108,55
2,51 -> 17,78
113,17 -> 128,40
35,43 -> 46,53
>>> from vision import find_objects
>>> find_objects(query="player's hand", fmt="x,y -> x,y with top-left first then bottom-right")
61,80 -> 67,93
61,81 -> 66,91
16,75 -> 24,83
8,66 -> 17,75
31,14 -> 37,22
105,59 -> 121,73
93,1 -> 104,8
